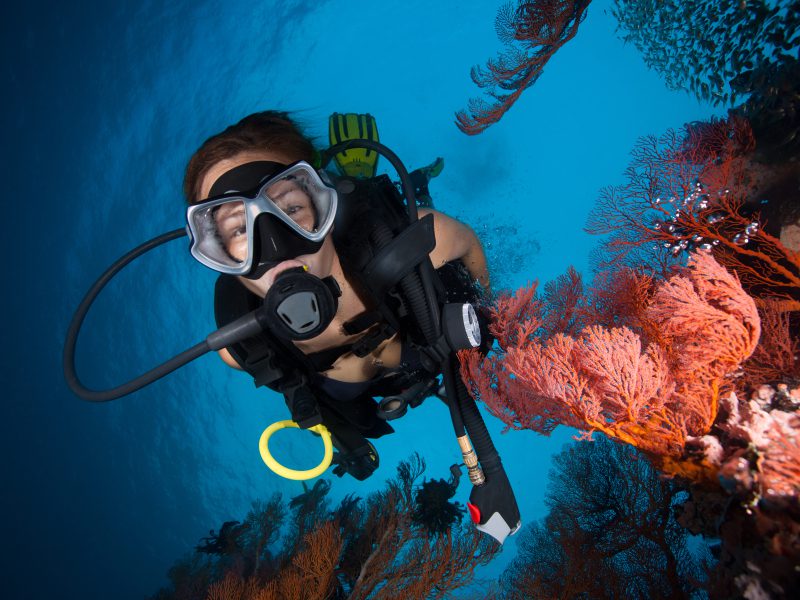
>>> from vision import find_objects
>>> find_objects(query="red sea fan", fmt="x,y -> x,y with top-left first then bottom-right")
455,0 -> 591,135
741,299 -> 800,389
678,114 -> 756,165
460,252 -> 760,471
646,251 -> 761,434
586,115 -> 800,302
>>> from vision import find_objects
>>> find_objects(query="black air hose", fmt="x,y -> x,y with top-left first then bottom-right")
369,222 -> 438,345
369,221 -> 466,438
63,228 -> 215,402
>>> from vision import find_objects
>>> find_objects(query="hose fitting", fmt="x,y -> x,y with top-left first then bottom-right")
457,434 -> 485,485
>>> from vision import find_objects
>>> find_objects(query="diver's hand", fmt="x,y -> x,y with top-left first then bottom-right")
264,259 -> 306,288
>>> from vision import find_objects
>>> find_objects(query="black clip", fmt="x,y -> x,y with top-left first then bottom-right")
419,335 -> 453,370
350,323 -> 396,358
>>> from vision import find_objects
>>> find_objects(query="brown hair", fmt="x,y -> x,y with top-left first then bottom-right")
183,111 -> 316,203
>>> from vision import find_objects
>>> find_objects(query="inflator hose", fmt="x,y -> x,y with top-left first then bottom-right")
368,220 -> 467,440
63,228 -> 212,402
368,222 -> 439,345
451,357 -> 501,472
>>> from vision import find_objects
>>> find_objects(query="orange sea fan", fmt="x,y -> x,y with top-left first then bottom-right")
487,282 -> 542,349
572,325 -> 673,424
647,251 -> 761,433
460,252 -> 760,467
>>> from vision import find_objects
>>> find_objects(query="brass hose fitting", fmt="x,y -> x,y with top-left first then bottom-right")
457,434 -> 485,485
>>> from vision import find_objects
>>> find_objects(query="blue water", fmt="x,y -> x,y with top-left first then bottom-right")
3,1 -> 719,598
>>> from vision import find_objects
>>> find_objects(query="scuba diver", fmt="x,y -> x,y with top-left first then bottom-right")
64,110 -> 521,543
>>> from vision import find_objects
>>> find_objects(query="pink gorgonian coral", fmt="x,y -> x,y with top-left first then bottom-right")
460,251 -> 760,478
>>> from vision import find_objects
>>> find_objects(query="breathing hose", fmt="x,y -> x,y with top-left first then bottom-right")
63,228 -> 269,402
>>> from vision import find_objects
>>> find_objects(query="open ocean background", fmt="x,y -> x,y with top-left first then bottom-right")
2,1 -> 721,598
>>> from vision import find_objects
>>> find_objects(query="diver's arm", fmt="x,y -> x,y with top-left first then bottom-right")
218,348 -> 243,370
419,208 -> 491,291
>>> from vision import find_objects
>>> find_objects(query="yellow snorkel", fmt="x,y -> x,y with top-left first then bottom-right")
258,420 -> 334,481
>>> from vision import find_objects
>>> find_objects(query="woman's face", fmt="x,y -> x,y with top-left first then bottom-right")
199,150 -> 336,297
210,174 -> 318,264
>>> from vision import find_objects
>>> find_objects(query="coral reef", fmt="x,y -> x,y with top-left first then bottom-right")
678,386 -> 800,598
149,455 -> 499,600
459,250 -> 797,595
460,251 -> 759,472
585,115 -> 800,303
456,0 -> 591,134
457,99 -> 800,592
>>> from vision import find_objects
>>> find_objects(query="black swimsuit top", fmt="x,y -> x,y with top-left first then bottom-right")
313,342 -> 425,401
305,344 -> 355,373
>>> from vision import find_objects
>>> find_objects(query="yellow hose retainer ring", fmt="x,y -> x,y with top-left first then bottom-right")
258,420 -> 334,481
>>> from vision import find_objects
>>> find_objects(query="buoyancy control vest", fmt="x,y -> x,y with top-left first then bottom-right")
213,174 -> 483,478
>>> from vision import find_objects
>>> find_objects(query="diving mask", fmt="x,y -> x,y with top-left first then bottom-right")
186,160 -> 337,279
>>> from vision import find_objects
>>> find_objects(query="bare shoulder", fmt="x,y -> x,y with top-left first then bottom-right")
418,208 -> 477,267
418,207 -> 470,230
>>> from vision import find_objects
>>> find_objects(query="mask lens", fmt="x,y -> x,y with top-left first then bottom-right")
264,169 -> 332,233
188,162 -> 336,276
191,199 -> 249,268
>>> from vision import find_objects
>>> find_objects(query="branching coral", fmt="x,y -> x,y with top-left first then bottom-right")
149,455 -> 499,600
343,454 -> 498,600
460,251 -> 760,478
500,436 -> 707,599
460,247 -> 797,593
586,115 -> 800,303
259,522 -> 343,600
455,0 -> 591,134
584,114 -> 800,466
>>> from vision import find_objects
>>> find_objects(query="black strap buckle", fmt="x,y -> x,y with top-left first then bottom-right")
342,310 -> 383,336
419,335 -> 453,370
350,323 -> 397,358
332,441 -> 379,481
